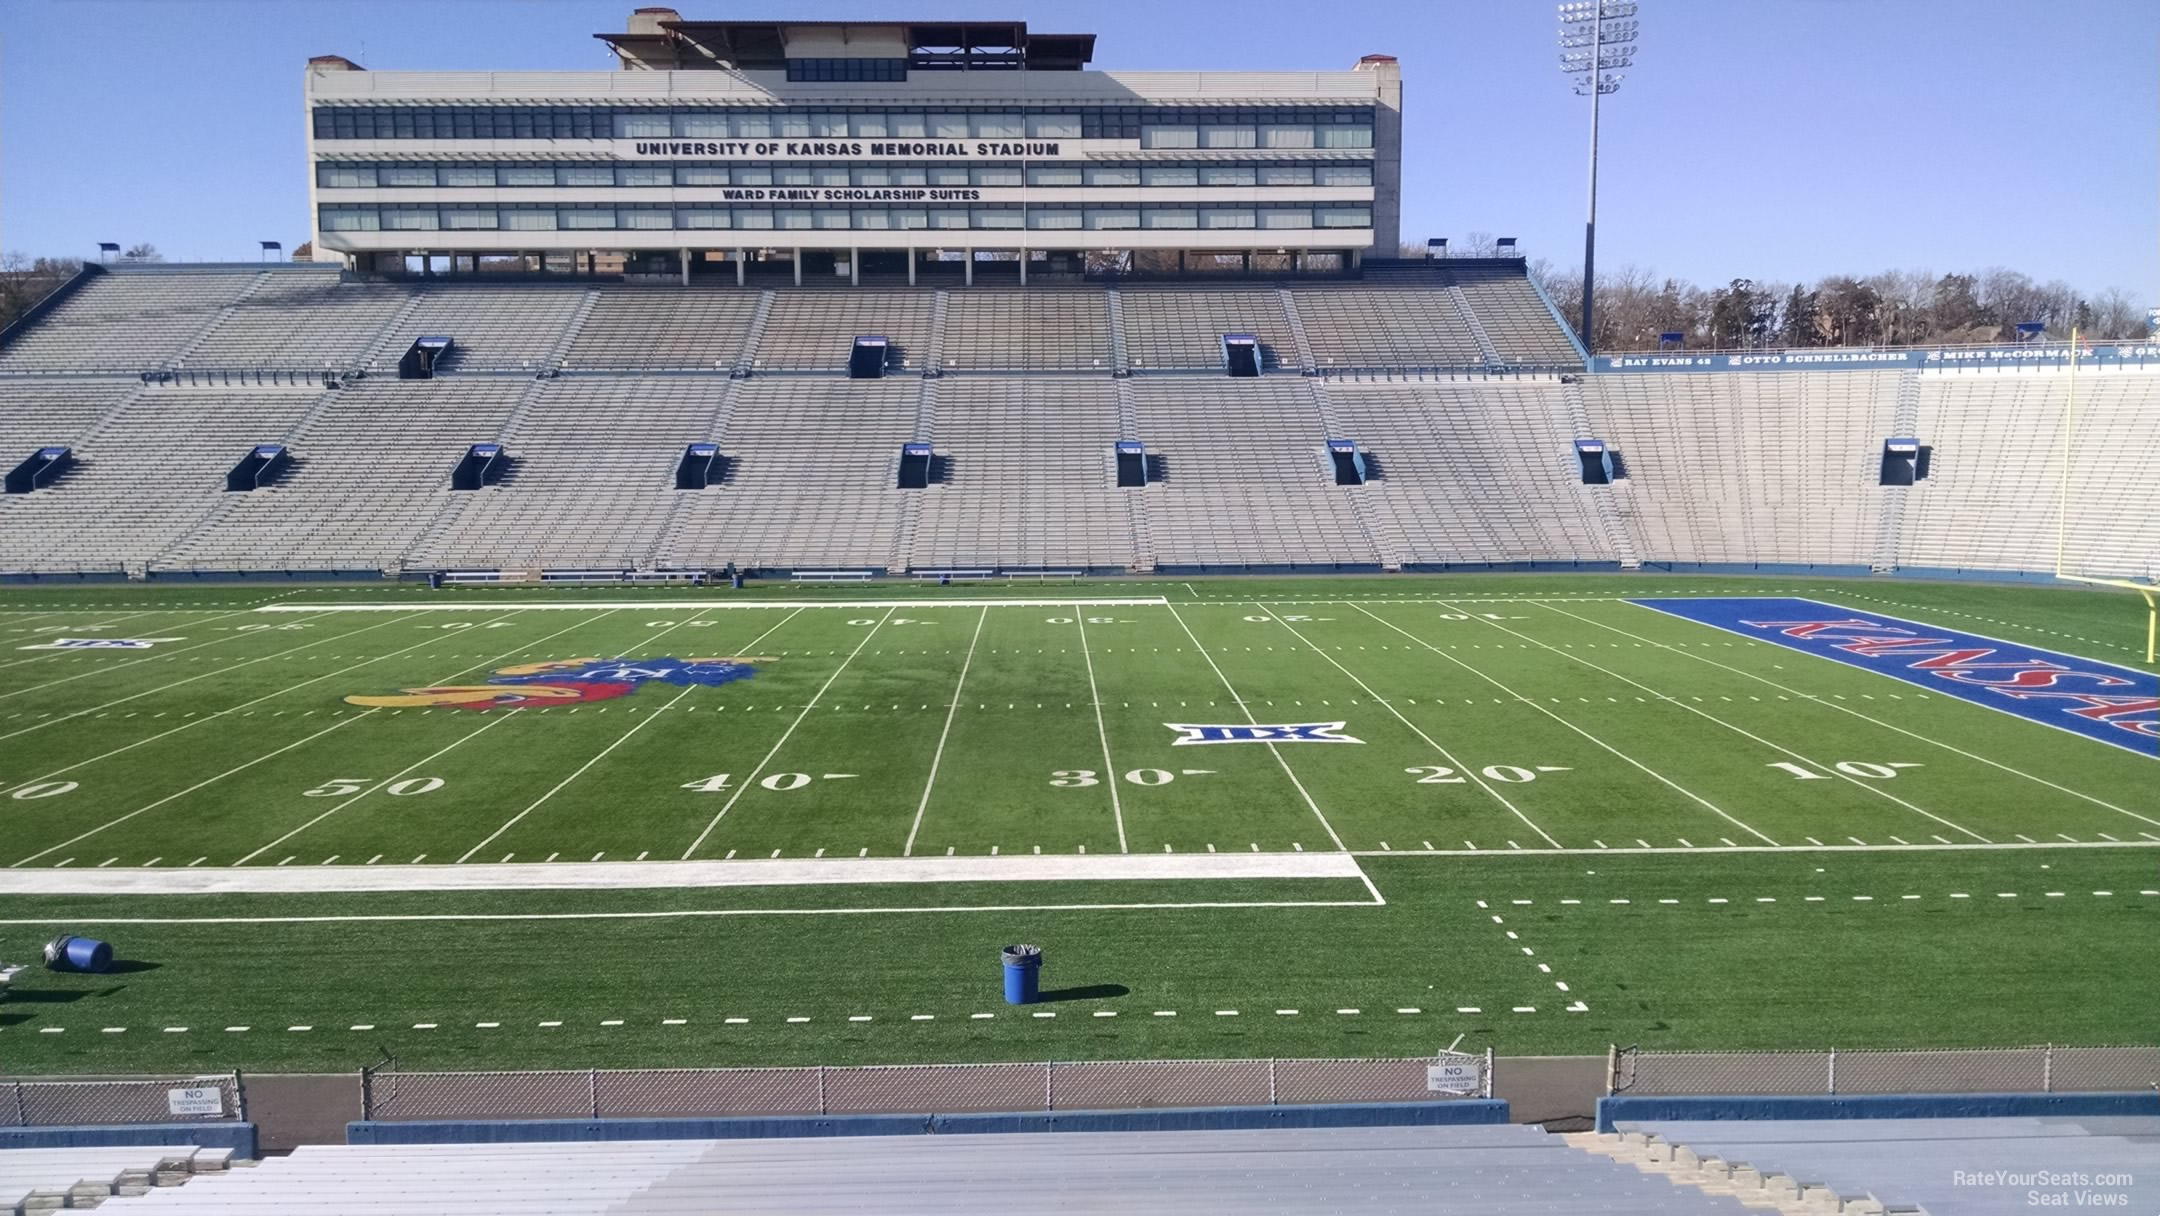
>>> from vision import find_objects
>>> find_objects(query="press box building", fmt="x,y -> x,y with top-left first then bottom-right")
305,10 -> 1402,282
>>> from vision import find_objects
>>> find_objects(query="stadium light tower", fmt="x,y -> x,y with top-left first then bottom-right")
1558,0 -> 1639,356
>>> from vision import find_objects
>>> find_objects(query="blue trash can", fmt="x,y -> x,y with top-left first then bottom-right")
43,935 -> 113,974
1001,944 -> 1042,1005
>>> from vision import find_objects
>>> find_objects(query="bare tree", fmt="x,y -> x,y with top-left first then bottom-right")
121,243 -> 163,263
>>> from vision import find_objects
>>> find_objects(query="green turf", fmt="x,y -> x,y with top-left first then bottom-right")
1,572 -> 2154,1073
0,851 -> 2153,1073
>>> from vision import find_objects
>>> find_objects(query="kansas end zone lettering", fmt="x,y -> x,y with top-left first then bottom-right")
629,140 -> 1063,159
1630,598 -> 2159,756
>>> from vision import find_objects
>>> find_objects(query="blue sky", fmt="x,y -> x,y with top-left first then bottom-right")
2,0 -> 2153,297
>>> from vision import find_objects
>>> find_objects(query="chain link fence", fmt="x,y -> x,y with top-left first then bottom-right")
2,1074 -> 245,1126
360,1056 -> 1493,1122
1610,1045 -> 2160,1096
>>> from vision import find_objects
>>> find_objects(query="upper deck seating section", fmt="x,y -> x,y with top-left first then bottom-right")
0,270 -> 262,373
941,290 -> 1112,372
1119,288 -> 1294,372
1292,287 -> 1485,370
755,292 -> 936,373
368,287 -> 586,373
563,289 -> 759,371
182,273 -> 407,371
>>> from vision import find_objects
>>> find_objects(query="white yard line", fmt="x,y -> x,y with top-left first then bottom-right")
0,610 -> 173,670
0,608 -> 549,798
1163,602 -> 1347,852
903,605 -> 989,857
1254,604 -> 1565,850
1348,602 -> 1778,846
0,606 -> 292,696
1077,613 -> 1128,854
8,714 -> 377,867
1581,601 -> 2160,829
455,686 -> 700,863
234,712 -> 523,866
0,612 -> 422,741
455,609 -> 804,864
1,848 -> 1367,894
1352,839 -> 2160,859
222,610 -> 630,864
680,607 -> 892,858
257,598 -> 1168,612
0,896 -> 1387,926
1441,599 -> 1993,844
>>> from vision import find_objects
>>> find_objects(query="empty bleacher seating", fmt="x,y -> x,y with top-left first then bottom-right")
1121,289 -> 1293,371
656,378 -> 921,571
909,379 -> 1132,569
1582,371 -> 1899,568
0,386 -> 321,573
942,290 -> 1112,371
1292,287 -> 1485,370
1130,378 -> 1379,568
563,289 -> 758,371
4,266 -> 2154,582
156,379 -> 528,573
755,291 -> 935,372
181,271 -> 404,371
405,378 -> 722,570
71,1125 -> 1758,1214
1330,382 -> 1614,566
0,269 -> 262,373
1898,371 -> 2160,580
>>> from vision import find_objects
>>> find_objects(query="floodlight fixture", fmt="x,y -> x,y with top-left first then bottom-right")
1558,0 -> 1641,355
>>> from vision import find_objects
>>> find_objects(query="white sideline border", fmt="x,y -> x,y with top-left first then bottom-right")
256,598 -> 1170,612
0,849 -> 1367,896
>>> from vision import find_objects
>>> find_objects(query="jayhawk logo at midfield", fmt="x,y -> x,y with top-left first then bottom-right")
346,656 -> 771,710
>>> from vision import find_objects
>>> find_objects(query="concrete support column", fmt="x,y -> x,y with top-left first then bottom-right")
963,249 -> 974,287
680,247 -> 691,287
1018,249 -> 1028,287
906,251 -> 916,286
849,247 -> 859,286
792,250 -> 803,287
734,250 -> 746,287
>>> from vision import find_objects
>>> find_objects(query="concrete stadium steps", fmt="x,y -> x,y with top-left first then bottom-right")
1119,287 -> 1296,372
93,1127 -> 1756,1214
563,289 -> 760,371
180,273 -> 405,371
2,1144 -> 234,1214
1129,377 -> 1378,568
0,379 -> 142,457
1328,380 -> 1614,567
366,288 -> 588,374
1897,370 -> 2160,581
0,269 -> 266,373
402,377 -> 724,571
0,385 -> 323,574
1582,371 -> 1901,568
940,289 -> 1115,372
754,291 -> 938,373
1574,1115 -> 2160,1215
154,379 -> 528,574
654,378 -> 921,571
907,378 -> 1133,570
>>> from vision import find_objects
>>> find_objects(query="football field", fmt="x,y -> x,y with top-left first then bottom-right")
0,575 -> 2154,1073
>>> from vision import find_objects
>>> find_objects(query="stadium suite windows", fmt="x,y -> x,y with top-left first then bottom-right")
316,162 -> 1375,189
318,203 -> 1374,232
311,107 -> 1374,146
303,14 -> 1400,258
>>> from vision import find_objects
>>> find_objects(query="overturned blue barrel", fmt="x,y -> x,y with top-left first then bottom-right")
44,935 -> 113,974
1001,944 -> 1042,1005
